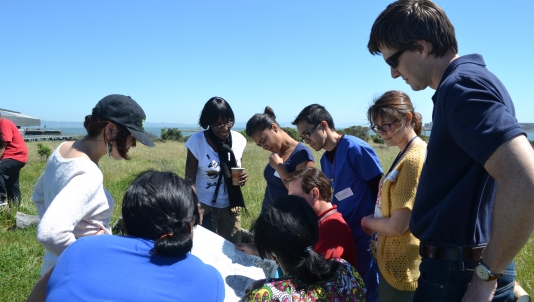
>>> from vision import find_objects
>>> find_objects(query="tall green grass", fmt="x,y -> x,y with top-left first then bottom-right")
0,140 -> 531,301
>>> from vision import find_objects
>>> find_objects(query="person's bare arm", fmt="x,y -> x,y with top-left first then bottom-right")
361,208 -> 411,236
295,160 -> 315,171
26,267 -> 54,302
185,150 -> 204,224
235,243 -> 260,256
270,154 -> 314,189
185,149 -> 198,186
462,135 -> 534,301
0,146 -> 5,159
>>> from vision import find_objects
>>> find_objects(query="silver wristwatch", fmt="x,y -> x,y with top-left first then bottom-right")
475,261 -> 503,281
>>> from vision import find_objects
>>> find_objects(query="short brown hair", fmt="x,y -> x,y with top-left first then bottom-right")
368,0 -> 458,58
284,167 -> 332,202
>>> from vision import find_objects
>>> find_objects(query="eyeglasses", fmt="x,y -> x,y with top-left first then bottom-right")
211,120 -> 234,130
371,120 -> 399,134
300,123 -> 320,142
385,49 -> 406,68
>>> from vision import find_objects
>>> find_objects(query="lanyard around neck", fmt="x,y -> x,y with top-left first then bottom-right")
385,136 -> 418,177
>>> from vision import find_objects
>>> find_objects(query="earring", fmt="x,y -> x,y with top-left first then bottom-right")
107,141 -> 112,158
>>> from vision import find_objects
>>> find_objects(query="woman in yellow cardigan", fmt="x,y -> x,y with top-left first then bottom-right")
361,90 -> 427,302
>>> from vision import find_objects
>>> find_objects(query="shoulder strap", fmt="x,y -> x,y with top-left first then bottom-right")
211,172 -> 224,204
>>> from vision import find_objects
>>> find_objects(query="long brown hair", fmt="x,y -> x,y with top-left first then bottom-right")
367,90 -> 423,136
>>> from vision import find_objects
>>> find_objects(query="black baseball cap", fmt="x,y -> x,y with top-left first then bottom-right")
92,94 -> 155,147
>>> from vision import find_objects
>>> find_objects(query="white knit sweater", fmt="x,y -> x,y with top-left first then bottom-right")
33,143 -> 113,274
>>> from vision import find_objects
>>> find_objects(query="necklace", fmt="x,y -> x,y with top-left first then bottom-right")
385,136 -> 418,177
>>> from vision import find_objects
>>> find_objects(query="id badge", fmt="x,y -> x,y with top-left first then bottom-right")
386,170 -> 399,182
334,187 -> 354,201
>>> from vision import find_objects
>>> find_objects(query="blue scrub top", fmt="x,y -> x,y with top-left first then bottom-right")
321,135 -> 383,249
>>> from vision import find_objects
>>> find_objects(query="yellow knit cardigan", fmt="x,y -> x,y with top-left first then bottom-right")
376,142 -> 427,291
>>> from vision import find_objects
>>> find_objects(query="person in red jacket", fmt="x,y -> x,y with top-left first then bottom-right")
236,167 -> 357,268
0,114 -> 29,206
285,167 -> 357,267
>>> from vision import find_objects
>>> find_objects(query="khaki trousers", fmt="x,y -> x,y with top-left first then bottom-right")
200,202 -> 241,244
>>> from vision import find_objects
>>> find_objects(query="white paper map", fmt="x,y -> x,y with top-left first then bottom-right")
191,225 -> 278,301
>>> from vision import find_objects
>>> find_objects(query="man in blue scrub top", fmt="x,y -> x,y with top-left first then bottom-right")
293,104 -> 383,302
368,1 -> 534,301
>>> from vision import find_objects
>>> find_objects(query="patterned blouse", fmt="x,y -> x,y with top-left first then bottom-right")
240,259 -> 366,302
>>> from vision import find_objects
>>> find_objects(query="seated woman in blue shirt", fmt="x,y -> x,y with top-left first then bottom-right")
246,106 -> 314,213
27,170 -> 225,302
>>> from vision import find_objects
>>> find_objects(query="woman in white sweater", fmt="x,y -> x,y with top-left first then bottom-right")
32,94 -> 155,275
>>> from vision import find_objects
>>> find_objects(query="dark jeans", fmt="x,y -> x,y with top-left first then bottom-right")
0,158 -> 26,204
414,257 -> 515,302
359,251 -> 379,302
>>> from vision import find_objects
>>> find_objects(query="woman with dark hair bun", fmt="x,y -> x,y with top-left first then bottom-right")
246,106 -> 314,212
185,96 -> 248,243
241,195 -> 366,301
32,94 -> 155,276
29,171 -> 224,302
361,90 -> 426,301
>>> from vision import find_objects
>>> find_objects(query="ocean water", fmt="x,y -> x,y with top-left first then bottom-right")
56,127 -> 247,138
57,127 -> 199,138
38,127 -> 534,140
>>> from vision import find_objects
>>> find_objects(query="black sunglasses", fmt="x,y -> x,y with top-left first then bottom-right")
385,49 -> 406,68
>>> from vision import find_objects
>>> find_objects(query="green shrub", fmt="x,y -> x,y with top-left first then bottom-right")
342,126 -> 370,142
160,128 -> 183,141
372,134 -> 385,144
36,143 -> 52,162
282,127 -> 300,141
144,130 -> 162,143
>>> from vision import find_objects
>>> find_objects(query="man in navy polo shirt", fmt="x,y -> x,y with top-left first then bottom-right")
367,1 -> 534,301
293,104 -> 383,302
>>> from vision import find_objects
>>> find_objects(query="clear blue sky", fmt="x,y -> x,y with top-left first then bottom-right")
2,1 -> 533,127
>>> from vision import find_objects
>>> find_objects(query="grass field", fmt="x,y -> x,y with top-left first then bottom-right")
0,140 -> 532,301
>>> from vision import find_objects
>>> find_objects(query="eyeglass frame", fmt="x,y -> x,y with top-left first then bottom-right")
300,123 -> 321,142
211,120 -> 234,130
370,120 -> 400,134
385,49 -> 406,68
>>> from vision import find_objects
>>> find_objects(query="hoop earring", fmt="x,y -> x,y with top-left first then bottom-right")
107,141 -> 112,158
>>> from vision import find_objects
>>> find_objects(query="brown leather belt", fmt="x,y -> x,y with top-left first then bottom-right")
420,244 -> 485,262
